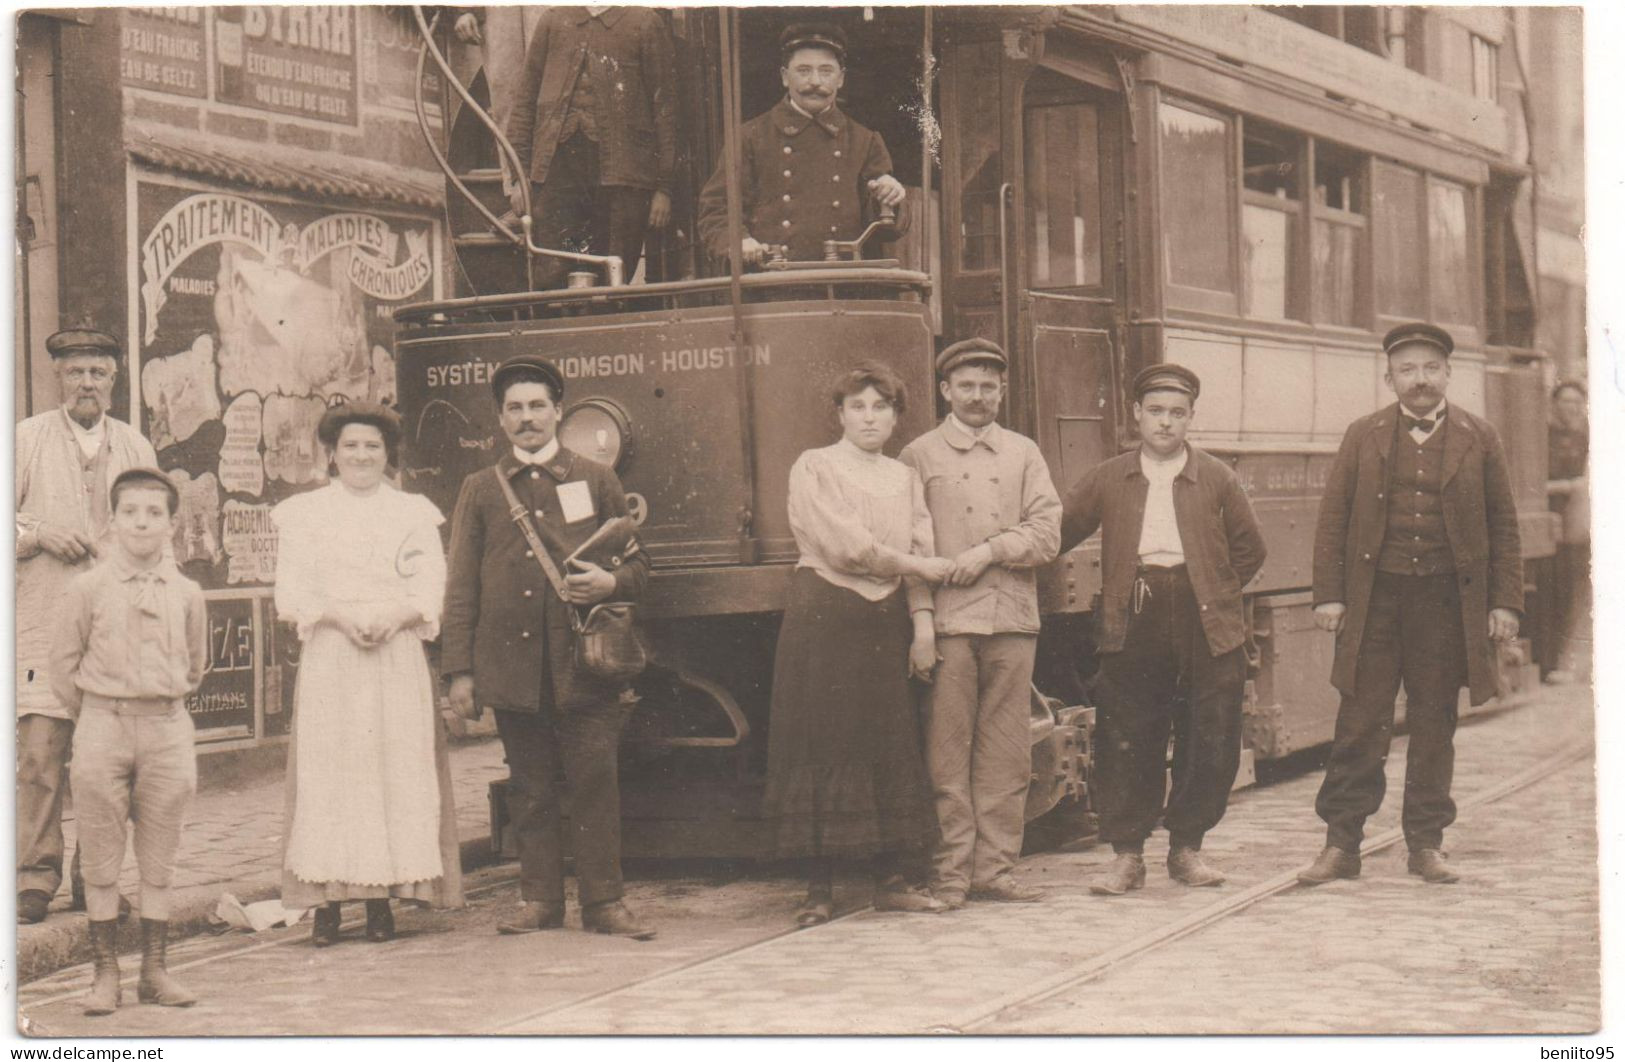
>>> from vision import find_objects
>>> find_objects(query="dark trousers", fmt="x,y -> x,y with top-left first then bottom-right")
530,133 -> 654,289
1094,566 -> 1246,851
17,714 -> 73,897
495,698 -> 635,907
1315,571 -> 1468,853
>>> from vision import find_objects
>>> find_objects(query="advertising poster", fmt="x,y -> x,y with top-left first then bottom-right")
213,6 -> 360,124
119,7 -> 208,98
134,175 -> 437,591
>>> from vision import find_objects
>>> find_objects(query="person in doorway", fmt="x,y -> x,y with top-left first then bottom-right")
696,22 -> 906,268
504,6 -> 678,288
51,468 -> 205,1015
1059,364 -> 1267,896
442,355 -> 656,940
900,338 -> 1061,909
16,328 -> 158,926
1540,380 -> 1589,684
1298,323 -> 1522,887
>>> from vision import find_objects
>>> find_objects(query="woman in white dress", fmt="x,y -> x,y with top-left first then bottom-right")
272,402 -> 463,946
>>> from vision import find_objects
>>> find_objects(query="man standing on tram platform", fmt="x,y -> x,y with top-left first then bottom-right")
441,354 -> 656,939
16,329 -> 159,925
1058,365 -> 1267,896
1298,323 -> 1522,887
697,22 -> 906,267
900,338 -> 1062,910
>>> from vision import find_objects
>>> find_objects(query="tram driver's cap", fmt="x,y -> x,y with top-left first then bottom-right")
936,337 -> 1008,378
491,354 -> 565,403
1381,321 -> 1454,359
1132,363 -> 1201,402
45,328 -> 121,361
780,22 -> 847,64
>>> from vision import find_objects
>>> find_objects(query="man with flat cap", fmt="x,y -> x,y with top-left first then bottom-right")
900,338 -> 1061,909
16,329 -> 158,924
1299,323 -> 1522,887
697,21 -> 906,267
441,354 -> 656,938
1059,363 -> 1267,896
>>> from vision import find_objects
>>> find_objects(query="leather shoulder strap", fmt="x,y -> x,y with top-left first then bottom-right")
492,465 -> 570,601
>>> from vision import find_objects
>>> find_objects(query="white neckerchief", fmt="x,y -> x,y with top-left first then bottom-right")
65,410 -> 106,462
947,412 -> 994,443
513,437 -> 560,467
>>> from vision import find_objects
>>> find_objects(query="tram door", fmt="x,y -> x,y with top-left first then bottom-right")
1014,71 -> 1126,497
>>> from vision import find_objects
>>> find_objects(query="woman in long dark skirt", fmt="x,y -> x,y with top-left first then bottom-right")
763,362 -> 954,927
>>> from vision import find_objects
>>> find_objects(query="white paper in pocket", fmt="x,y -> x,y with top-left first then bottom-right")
557,480 -> 595,524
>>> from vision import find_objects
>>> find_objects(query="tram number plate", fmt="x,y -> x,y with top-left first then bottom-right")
626,492 -> 649,527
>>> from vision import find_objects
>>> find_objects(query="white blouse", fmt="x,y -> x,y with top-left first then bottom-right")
786,438 -> 935,612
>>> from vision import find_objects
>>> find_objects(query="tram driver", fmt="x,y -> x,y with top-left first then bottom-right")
697,22 -> 907,268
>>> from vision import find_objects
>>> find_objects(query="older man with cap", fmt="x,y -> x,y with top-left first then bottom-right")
16,329 -> 159,924
899,338 -> 1060,908
441,354 -> 656,939
1298,323 -> 1522,887
697,21 -> 906,267
1059,363 -> 1266,896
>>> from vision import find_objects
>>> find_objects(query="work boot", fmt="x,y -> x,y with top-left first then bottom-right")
1407,848 -> 1460,884
873,876 -> 947,914
137,919 -> 196,1007
929,886 -> 967,912
583,899 -> 657,940
364,899 -> 396,942
1089,852 -> 1147,896
1297,845 -> 1361,885
83,919 -> 121,1016
496,900 -> 566,935
1167,847 -> 1226,887
16,890 -> 51,925
969,875 -> 1044,903
312,902 -> 342,947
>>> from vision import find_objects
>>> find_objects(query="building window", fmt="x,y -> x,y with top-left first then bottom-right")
1159,99 -> 1234,310
1311,141 -> 1368,328
1025,102 -> 1102,289
1373,161 -> 1426,319
1241,120 -> 1304,321
955,40 -> 1003,272
1471,34 -> 1499,101
1429,178 -> 1474,325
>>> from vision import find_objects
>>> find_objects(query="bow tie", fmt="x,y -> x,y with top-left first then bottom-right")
1403,414 -> 1438,433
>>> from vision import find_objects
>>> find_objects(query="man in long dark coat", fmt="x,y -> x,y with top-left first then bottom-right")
1299,323 -> 1523,887
696,22 -> 905,267
442,354 -> 655,938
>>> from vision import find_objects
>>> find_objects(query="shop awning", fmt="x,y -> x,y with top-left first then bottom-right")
125,120 -> 442,211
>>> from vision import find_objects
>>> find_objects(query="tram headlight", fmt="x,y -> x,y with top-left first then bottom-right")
558,399 -> 634,470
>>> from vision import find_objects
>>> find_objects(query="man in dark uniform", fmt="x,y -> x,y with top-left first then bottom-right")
1059,365 -> 1267,896
442,355 -> 655,938
1298,323 -> 1522,887
696,22 -> 906,267
504,6 -> 678,288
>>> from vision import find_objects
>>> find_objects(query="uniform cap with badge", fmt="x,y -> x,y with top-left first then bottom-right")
779,21 -> 847,64
1380,322 -> 1454,359
1131,363 -> 1201,402
491,353 -> 566,403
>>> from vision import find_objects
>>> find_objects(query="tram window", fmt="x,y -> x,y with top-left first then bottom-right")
955,40 -> 1003,272
1373,161 -> 1426,318
1159,100 -> 1235,305
1025,103 -> 1102,288
1241,120 -> 1304,321
1429,179 -> 1474,325
1312,141 -> 1368,328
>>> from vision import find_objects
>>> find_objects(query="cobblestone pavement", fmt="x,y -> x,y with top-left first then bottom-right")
16,683 -> 1596,1036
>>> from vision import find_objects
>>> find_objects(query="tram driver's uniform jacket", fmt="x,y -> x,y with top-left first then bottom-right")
902,417 -> 1061,898
697,97 -> 901,264
1059,445 -> 1266,851
442,444 -> 650,907
1310,402 -> 1522,855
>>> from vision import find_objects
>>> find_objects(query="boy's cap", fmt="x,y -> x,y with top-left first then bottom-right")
111,466 -> 178,496
1132,363 -> 1201,401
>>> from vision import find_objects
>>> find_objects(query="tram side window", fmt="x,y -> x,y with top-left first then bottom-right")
1311,141 -> 1368,328
956,41 -> 1003,272
1373,161 -> 1427,319
1429,179 -> 1474,326
1159,100 -> 1235,312
1241,120 -> 1303,321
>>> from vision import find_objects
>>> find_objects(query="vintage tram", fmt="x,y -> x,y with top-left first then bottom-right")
396,6 -> 1557,856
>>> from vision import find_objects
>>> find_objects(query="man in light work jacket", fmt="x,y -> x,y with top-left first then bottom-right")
901,338 -> 1061,909
442,354 -> 655,939
1298,323 -> 1522,887
1059,364 -> 1267,896
16,329 -> 159,925
696,22 -> 905,267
